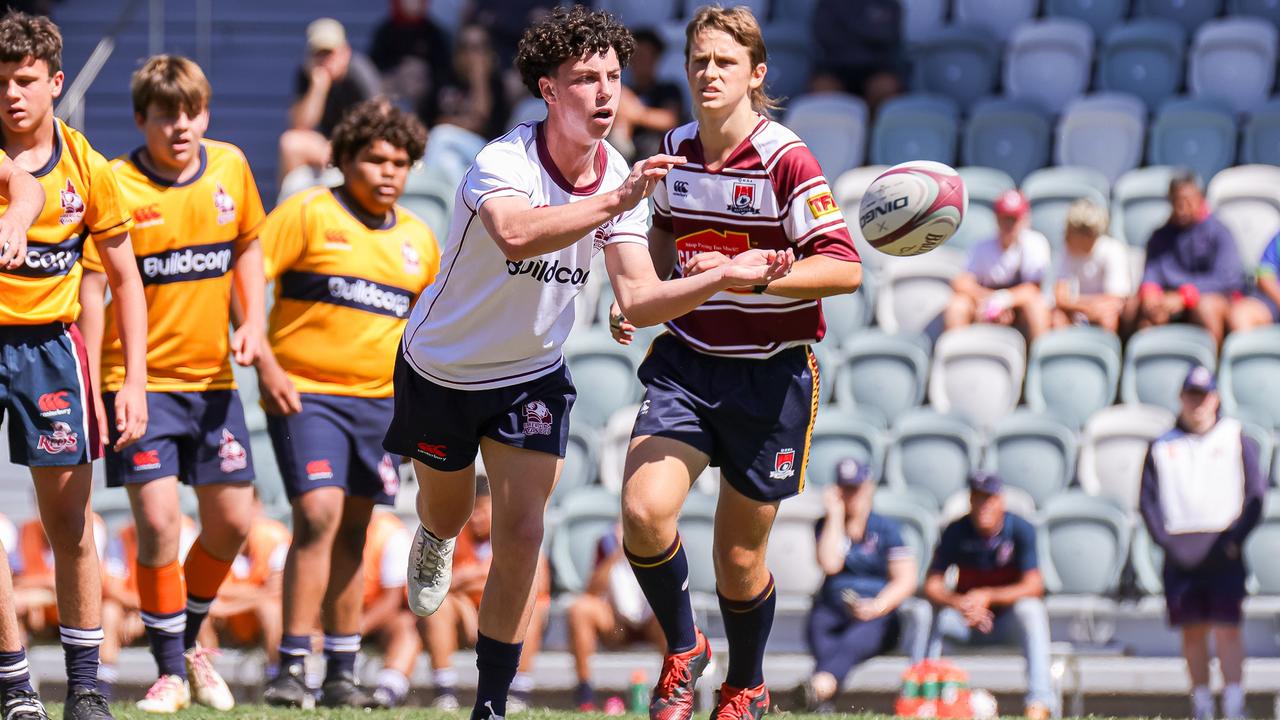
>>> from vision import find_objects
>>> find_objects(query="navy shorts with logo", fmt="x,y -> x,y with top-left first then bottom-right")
1163,560 -> 1247,626
632,333 -> 819,502
383,353 -> 576,472
103,390 -> 255,487
0,322 -> 100,467
268,393 -> 401,505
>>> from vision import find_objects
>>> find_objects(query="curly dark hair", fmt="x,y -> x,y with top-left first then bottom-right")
515,5 -> 635,99
329,100 -> 428,168
0,11 -> 61,74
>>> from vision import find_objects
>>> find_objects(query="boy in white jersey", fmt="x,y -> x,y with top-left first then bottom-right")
383,7 -> 793,720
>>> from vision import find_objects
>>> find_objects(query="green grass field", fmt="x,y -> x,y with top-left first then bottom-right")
45,708 -> 884,720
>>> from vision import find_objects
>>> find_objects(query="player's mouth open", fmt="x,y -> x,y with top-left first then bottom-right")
592,109 -> 612,120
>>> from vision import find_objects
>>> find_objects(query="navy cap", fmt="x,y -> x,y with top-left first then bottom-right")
835,458 -> 871,487
1182,364 -> 1217,393
968,470 -> 1003,495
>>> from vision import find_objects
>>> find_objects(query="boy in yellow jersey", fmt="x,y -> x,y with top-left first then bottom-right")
0,12 -> 148,720
255,100 -> 439,709
78,55 -> 267,715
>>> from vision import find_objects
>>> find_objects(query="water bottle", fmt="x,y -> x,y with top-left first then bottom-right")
628,669 -> 648,714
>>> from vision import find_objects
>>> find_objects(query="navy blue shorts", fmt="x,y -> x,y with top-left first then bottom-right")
0,323 -> 100,467
383,353 -> 575,472
806,601 -> 899,683
631,334 -> 819,502
103,390 -> 255,487
267,393 -> 400,505
1163,561 -> 1246,626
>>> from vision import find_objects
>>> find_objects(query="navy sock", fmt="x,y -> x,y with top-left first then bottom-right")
280,633 -> 311,674
471,633 -> 522,720
323,634 -> 360,681
184,594 -> 214,650
573,681 -> 593,708
626,535 -> 696,653
59,625 -> 105,694
718,576 -> 776,689
141,610 -> 187,678
0,648 -> 34,695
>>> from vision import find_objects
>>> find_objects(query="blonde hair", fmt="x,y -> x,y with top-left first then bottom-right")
1065,198 -> 1109,238
131,55 -> 211,117
684,4 -> 780,117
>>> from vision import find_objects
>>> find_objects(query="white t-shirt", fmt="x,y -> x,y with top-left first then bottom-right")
401,121 -> 648,390
379,527 -> 412,589
966,229 -> 1051,289
1055,234 -> 1131,298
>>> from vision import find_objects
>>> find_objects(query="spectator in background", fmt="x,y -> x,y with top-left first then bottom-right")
467,0 -> 554,70
419,23 -> 510,141
360,510 -> 420,709
608,28 -> 682,161
1139,365 -> 1265,720
279,18 -> 382,180
943,190 -> 1052,344
924,471 -> 1053,720
1131,170 -> 1244,349
1228,231 -> 1280,332
1052,198 -> 1131,333
369,0 -> 452,112
805,459 -> 923,714
808,0 -> 903,113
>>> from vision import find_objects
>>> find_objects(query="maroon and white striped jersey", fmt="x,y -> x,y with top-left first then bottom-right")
652,117 -> 860,358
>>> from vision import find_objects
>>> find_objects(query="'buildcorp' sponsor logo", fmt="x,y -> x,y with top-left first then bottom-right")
505,259 -> 590,286
327,277 -> 412,318
21,246 -> 78,274
141,247 -> 232,280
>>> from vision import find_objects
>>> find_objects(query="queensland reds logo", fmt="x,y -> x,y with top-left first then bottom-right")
36,422 -> 79,455
769,448 -> 796,480
727,181 -> 759,215
522,400 -> 553,436
218,429 -> 247,473
378,454 -> 400,496
59,180 -> 85,225
213,183 -> 237,225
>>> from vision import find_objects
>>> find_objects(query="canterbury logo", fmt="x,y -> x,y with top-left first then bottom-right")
133,203 -> 163,226
37,391 -> 71,417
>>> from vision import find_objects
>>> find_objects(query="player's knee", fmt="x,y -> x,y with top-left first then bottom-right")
497,514 -> 545,557
41,508 -> 91,557
620,496 -> 677,542
713,542 -> 766,580
292,496 -> 343,543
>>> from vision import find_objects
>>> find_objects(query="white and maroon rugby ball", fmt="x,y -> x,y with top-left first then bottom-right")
858,160 -> 967,257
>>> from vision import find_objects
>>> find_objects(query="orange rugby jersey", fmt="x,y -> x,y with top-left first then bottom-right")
0,119 -> 134,325
261,187 -> 440,397
362,510 -> 409,608
82,140 -> 266,392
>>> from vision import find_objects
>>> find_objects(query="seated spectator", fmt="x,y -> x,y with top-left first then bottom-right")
279,18 -> 382,181
418,22 -> 510,141
805,459 -> 924,714
608,28 -> 682,161
943,190 -> 1052,343
808,0 -> 903,113
924,471 -> 1053,720
1139,366 -> 1265,720
369,0 -> 452,111
422,474 -> 550,712
360,509 -> 420,709
566,524 -> 663,712
1131,170 -> 1244,349
1228,231 -> 1280,333
1052,199 -> 1131,333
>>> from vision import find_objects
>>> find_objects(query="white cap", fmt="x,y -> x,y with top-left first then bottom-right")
306,18 -> 346,52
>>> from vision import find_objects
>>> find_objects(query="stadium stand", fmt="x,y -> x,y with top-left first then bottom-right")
909,25 -> 1001,111
1024,325 -> 1123,431
835,330 -> 931,426
984,411 -> 1079,509
868,93 -> 960,167
950,165 -> 1016,250
1054,93 -> 1147,185
884,408 -> 983,506
1096,18 -> 1187,113
1003,18 -> 1095,116
962,97 -> 1054,185
1120,324 -> 1219,413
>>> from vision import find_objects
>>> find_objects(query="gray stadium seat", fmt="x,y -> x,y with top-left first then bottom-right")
985,411 -> 1080,509
949,166 -> 1017,252
1025,326 -> 1123,430
821,273 -> 876,347
1239,421 -> 1277,490
810,339 -> 842,408
885,409 -> 983,507
552,426 -> 601,508
1077,403 -> 1176,510
1131,524 -> 1165,594
1021,166 -> 1111,249
962,98 -> 1053,185
909,26 -> 1002,111
592,0 -> 681,32
549,486 -> 619,593
1219,326 -> 1280,430
874,248 -> 964,336
400,168 -> 457,241
1147,97 -> 1239,187
564,331 -> 643,429
1230,0 -> 1280,28
901,0 -> 948,42
834,165 -> 891,267
1134,0 -> 1223,33
1205,164 -> 1280,274
418,123 -> 486,191
1004,18 -> 1096,116
1110,165 -> 1176,246
1241,98 -> 1280,165
1046,0 -> 1130,36
835,331 -> 931,425
928,324 -> 1028,430
1245,491 -> 1280,594
785,92 -> 869,180
1097,19 -> 1187,113
869,94 -> 960,167
806,410 -> 889,487
1038,492 -> 1133,595
507,96 -> 547,129
1121,324 -> 1219,414
679,492 -> 717,596
873,489 -> 940,584
766,512 -> 826,600
1188,18 -> 1278,115
953,0 -> 1038,42
1054,93 -> 1148,185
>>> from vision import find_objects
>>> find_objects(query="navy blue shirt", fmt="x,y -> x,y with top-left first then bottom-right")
815,512 -> 911,609
1142,215 -> 1244,295
929,512 -> 1038,594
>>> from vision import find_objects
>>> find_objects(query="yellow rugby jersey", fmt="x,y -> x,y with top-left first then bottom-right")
261,187 -> 440,397
82,140 -> 266,392
0,120 -> 134,325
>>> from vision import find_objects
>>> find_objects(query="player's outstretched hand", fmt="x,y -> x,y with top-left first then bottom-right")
607,301 -> 635,345
683,251 -> 730,276
719,248 -> 795,289
0,212 -> 28,269
619,154 -> 686,209
113,380 -> 148,450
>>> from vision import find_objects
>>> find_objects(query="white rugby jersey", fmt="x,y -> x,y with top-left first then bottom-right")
401,122 -> 648,390
654,117 -> 859,358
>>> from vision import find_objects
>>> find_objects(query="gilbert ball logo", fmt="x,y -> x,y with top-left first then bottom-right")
522,401 -> 553,436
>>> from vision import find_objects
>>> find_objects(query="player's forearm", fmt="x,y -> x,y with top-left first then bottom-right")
3,164 -> 44,228
484,192 -> 629,261
77,270 -> 108,393
104,246 -> 149,385
761,255 -> 861,299
232,240 -> 267,332
612,266 -> 736,328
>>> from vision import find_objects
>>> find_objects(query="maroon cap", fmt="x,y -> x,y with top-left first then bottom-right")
994,189 -> 1030,218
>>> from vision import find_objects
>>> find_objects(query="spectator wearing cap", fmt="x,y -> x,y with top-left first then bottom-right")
924,471 -> 1053,720
1139,365 -> 1265,720
1132,169 -> 1244,349
1052,198 -> 1132,333
1227,230 -> 1280,333
804,459 -> 926,713
943,189 -> 1052,344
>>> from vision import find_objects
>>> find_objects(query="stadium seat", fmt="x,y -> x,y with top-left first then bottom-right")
1121,324 -> 1218,414
552,426 -> 601,509
909,26 -> 1002,111
1188,18 -> 1278,115
1025,326 -> 1123,430
900,0 -> 948,42
419,123 -> 486,190
1147,97 -> 1239,188
835,331 -> 931,425
809,339 -> 841,408
948,166 -> 1017,251
760,30 -> 813,103
806,410 -> 889,486
985,410 -> 1080,508
869,94 -> 960,167
1240,421 -> 1277,489
1021,166 -> 1111,249
961,98 -> 1053,185
1054,93 -> 1148,185
400,169 -> 458,241
564,331 -> 642,429
1003,18 -> 1096,116
1245,491 -> 1280,594
1077,403 -> 1176,510
821,273 -> 876,347
1205,164 -> 1280,273
1097,19 -> 1187,113
1229,0 -> 1280,28
679,492 -> 718,596
873,489 -> 940,583
1038,492 -> 1133,595
1131,524 -> 1165,594
1241,98 -> 1280,165
928,324 -> 1028,430
766,510 -> 826,600
549,486 -> 620,593
874,247 -> 964,336
1219,325 -> 1280,430
592,0 -> 682,32
1045,0 -> 1130,36
785,92 -> 868,180
953,0 -> 1037,42
277,165 -> 342,206
508,96 -> 547,128
834,165 -> 891,266
884,409 -> 983,507
1110,165 -> 1176,246
1134,0 -> 1223,33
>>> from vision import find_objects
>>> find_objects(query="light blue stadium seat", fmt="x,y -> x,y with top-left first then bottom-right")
507,96 -> 547,129
901,0 -> 948,42
962,97 -> 1053,185
1038,492 -> 1133,595
398,194 -> 452,245
1021,166 -> 1111,249
1147,97 -> 1239,186
985,411 -> 1080,509
1242,98 -> 1280,164
1025,326 -> 1123,430
953,0 -> 1037,42
1055,93 -> 1148,185
593,0 -> 681,31
835,331 -> 930,425
419,123 -> 486,191
1189,18 -> 1279,114
1205,164 -> 1280,274
885,409 -> 983,508
874,247 -> 965,337
909,26 -> 1002,111
821,273 -> 876,347
1097,19 -> 1187,113
1230,0 -> 1280,27
1078,403 -> 1176,509
806,410 -> 889,486
810,339 -> 842,409
767,511 -> 827,600
834,165 -> 891,267
1131,524 -> 1165,594
1135,0 -> 1224,33
1240,420 -> 1277,489
873,489 -> 940,583
949,166 -> 1017,252
679,492 -> 718,596
549,486 -> 620,593
1111,165 -> 1176,246
1220,326 -> 1280,430
552,426 -> 601,508
1121,325 -> 1218,414
928,324 -> 1028,430
1004,18 -> 1096,116
564,331 -> 642,429
869,94 -> 960,167
1045,0 -> 1131,36
1245,491 -> 1280,594
785,92 -> 868,180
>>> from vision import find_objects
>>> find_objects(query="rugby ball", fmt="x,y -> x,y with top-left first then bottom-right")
858,160 -> 967,257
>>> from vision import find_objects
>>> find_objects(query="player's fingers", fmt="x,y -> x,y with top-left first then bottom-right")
643,154 -> 685,169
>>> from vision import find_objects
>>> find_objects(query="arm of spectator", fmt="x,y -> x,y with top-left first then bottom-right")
866,552 -> 918,620
620,86 -> 681,132
452,558 -> 490,595
951,272 -> 989,302
289,64 -> 332,131
815,490 -> 848,576
1007,281 -> 1044,309
1202,222 -> 1245,295
1222,434 -> 1267,551
1053,279 -> 1079,316
361,586 -> 405,635
982,568 -> 1045,608
923,570 -> 961,611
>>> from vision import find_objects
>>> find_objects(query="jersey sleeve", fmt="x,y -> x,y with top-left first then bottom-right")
234,152 -> 267,251
928,521 -> 961,573
605,198 -> 649,247
83,147 -> 135,244
883,519 -> 914,561
772,145 -> 859,262
379,528 -> 412,589
460,142 -> 533,213
259,197 -> 309,281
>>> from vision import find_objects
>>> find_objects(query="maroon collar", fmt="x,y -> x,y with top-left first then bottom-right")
535,121 -> 607,195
